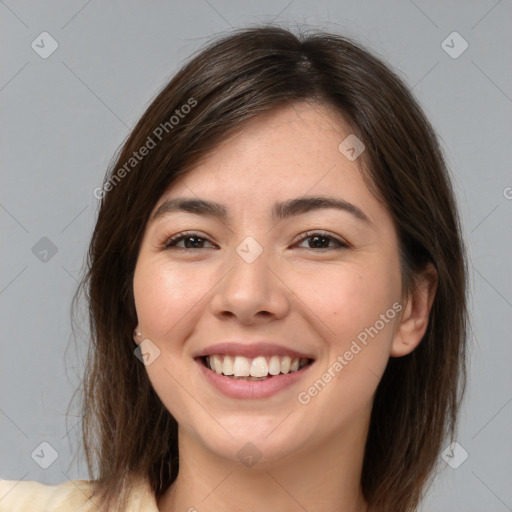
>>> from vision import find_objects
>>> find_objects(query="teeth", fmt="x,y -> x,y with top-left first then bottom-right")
268,355 -> 281,375
250,356 -> 268,377
205,354 -> 309,378
213,355 -> 223,374
281,356 -> 291,374
223,355 -> 234,375
233,356 -> 250,377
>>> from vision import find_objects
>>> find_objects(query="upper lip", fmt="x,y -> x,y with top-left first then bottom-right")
193,342 -> 316,360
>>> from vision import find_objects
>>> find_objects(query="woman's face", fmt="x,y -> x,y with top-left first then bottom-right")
133,101 -> 405,465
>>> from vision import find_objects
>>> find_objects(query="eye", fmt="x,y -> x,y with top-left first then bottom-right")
293,231 -> 350,250
162,230 -> 350,251
163,231 -> 216,250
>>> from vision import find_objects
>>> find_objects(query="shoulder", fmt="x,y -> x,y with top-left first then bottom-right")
0,476 -> 159,511
0,479 -> 95,511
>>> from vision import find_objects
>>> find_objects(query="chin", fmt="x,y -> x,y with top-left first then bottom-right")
191,418 -> 311,467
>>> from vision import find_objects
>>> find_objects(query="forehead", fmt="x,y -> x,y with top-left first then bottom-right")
157,102 -> 371,206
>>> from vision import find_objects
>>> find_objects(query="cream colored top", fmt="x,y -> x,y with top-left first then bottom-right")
0,478 -> 160,511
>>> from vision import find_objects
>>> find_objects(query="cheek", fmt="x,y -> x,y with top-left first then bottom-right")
133,258 -> 211,338
132,258 -> 210,423
304,262 -> 401,342
294,266 -> 401,433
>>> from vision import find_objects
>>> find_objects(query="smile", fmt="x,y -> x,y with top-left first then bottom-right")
196,355 -> 315,398
203,354 -> 311,379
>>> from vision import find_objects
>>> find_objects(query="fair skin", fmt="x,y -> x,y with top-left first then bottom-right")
132,101 -> 437,512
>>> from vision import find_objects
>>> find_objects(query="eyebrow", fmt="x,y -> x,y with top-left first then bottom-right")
151,195 -> 372,225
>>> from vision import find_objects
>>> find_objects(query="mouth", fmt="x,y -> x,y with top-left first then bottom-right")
194,353 -> 315,399
198,354 -> 314,381
193,341 -> 317,399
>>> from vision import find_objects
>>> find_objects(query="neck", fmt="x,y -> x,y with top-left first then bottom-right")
157,412 -> 370,512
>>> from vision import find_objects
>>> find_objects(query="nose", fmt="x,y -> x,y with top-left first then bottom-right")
209,242 -> 291,324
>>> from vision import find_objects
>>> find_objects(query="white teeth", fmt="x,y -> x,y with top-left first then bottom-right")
268,355 -> 281,375
205,354 -> 308,378
223,355 -> 234,375
233,356 -> 251,377
250,356 -> 268,377
281,356 -> 291,374
213,355 -> 223,374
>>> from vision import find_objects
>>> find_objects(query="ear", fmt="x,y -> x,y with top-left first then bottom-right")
133,325 -> 142,346
391,263 -> 438,357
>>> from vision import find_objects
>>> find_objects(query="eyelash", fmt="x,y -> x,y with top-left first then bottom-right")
162,230 -> 350,251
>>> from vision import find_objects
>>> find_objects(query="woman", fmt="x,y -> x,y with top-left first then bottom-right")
0,25 -> 467,512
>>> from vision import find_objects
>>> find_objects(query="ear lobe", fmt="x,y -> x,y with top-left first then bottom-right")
391,263 -> 438,358
133,326 -> 142,346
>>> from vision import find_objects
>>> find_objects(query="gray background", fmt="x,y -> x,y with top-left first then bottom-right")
1,1 -> 511,511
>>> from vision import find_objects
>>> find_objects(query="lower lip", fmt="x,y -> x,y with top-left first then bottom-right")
196,358 -> 314,399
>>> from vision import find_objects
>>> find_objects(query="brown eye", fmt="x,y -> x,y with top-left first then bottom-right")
294,231 -> 349,250
163,232 -> 215,249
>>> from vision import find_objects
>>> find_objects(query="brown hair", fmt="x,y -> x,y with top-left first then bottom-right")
72,25 -> 468,511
